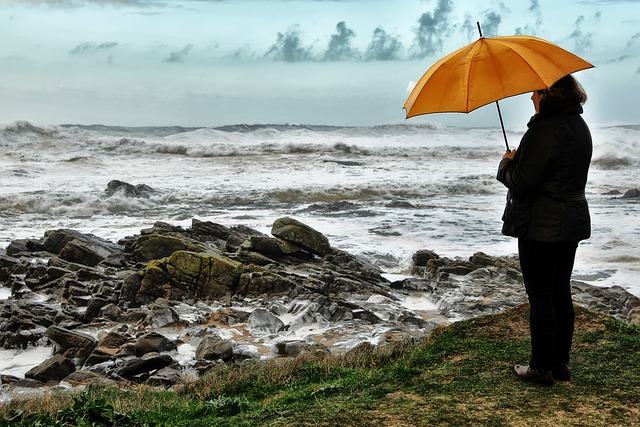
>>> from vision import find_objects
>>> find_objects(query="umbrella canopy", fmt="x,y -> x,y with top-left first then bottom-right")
403,35 -> 594,118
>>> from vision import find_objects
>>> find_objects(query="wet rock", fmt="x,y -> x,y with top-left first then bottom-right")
25,354 -> 76,383
113,353 -> 173,380
242,236 -> 301,257
273,340 -> 311,357
135,332 -> 177,356
622,188 -> 640,198
195,334 -> 234,362
105,180 -> 155,198
45,326 -> 97,366
144,300 -> 180,328
99,303 -> 123,321
145,366 -> 187,388
248,308 -> 284,336
271,217 -> 332,256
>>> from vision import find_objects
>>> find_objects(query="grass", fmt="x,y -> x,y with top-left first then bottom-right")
1,303 -> 639,426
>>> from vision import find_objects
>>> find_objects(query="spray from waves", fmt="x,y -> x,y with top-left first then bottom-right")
592,153 -> 635,170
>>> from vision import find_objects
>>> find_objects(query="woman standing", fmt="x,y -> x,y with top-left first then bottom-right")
496,74 -> 592,386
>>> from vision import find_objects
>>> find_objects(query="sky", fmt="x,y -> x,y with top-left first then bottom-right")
0,0 -> 639,129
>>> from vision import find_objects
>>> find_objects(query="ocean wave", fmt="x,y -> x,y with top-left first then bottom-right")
592,154 -> 635,170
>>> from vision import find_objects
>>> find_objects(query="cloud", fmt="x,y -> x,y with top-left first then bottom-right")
69,41 -> 119,55
628,33 -> 640,48
264,25 -> 313,62
409,0 -> 454,59
569,12 -> 600,53
479,11 -> 502,37
364,27 -> 404,61
164,44 -> 193,63
322,21 -> 360,61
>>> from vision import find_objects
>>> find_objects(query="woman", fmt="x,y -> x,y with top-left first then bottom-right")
496,74 -> 592,386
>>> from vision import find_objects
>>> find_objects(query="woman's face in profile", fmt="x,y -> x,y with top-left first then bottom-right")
531,91 -> 542,114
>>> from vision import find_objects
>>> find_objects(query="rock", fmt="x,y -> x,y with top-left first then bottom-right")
131,234 -> 205,263
195,334 -> 234,362
144,300 -> 180,328
248,308 -> 284,336
134,251 -> 243,304
622,188 -> 640,198
145,366 -> 187,388
40,229 -> 122,267
45,326 -> 97,366
105,180 -> 155,198
25,354 -> 76,383
113,353 -> 173,380
242,236 -> 301,257
271,217 -> 332,256
628,308 -> 640,326
273,340 -> 311,357
135,332 -> 177,356
99,303 -> 123,321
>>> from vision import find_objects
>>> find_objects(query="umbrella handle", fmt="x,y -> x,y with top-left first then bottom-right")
494,100 -> 510,152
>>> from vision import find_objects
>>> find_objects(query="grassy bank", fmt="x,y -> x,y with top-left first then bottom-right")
2,303 -> 639,426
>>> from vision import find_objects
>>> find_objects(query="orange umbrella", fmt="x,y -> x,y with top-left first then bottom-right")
403,24 -> 594,150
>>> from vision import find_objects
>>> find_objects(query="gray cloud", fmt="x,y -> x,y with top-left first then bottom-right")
322,21 -> 360,61
569,13 -> 600,53
264,25 -> 313,62
515,0 -> 542,35
628,33 -> 640,48
364,27 -> 404,61
70,41 -> 119,55
410,0 -> 454,59
479,11 -> 502,37
164,44 -> 194,63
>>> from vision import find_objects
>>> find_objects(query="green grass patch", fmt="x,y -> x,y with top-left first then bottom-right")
2,304 -> 639,426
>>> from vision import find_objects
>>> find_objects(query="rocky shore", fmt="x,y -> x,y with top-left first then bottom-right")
1,217 -> 639,398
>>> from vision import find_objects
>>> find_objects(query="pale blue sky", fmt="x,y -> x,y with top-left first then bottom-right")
0,0 -> 638,128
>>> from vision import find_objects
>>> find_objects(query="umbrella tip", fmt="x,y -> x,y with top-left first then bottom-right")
476,21 -> 483,38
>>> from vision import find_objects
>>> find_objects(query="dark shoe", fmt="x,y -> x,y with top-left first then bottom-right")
514,364 -> 554,386
552,363 -> 571,381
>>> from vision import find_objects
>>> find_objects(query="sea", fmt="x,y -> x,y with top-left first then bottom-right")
1,120 -> 639,298
1,120 -> 639,381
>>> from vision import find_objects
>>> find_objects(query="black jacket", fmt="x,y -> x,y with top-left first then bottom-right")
496,103 -> 592,242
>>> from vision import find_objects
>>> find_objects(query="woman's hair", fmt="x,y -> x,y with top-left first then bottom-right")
537,74 -> 587,112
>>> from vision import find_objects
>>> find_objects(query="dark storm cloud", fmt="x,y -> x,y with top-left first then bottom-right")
264,25 -> 313,62
322,21 -> 360,61
70,41 -> 119,54
364,27 -> 404,61
410,0 -> 454,59
164,44 -> 194,63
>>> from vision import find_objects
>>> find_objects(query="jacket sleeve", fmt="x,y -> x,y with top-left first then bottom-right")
496,125 -> 555,193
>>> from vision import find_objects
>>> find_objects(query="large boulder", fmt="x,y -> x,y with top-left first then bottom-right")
130,234 -> 206,262
195,334 -> 234,362
271,217 -> 332,256
25,354 -> 76,383
133,251 -> 244,304
248,308 -> 284,336
45,326 -> 97,366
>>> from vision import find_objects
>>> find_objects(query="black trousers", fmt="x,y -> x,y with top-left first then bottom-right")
518,239 -> 578,371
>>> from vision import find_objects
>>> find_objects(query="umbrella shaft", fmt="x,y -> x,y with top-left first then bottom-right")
494,101 -> 510,152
